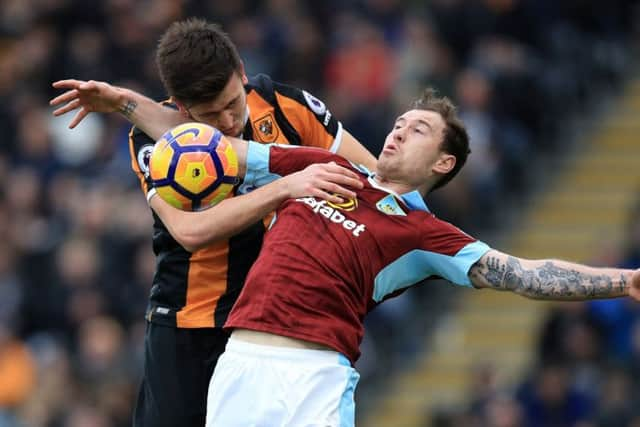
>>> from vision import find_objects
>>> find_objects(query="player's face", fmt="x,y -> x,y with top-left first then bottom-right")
184,72 -> 249,137
377,109 -> 453,189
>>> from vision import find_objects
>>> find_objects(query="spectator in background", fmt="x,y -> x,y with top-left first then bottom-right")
593,364 -> 637,427
0,243 -> 35,424
454,68 -> 502,227
628,320 -> 640,395
584,205 -> 640,364
73,316 -> 136,427
620,203 -> 640,269
516,361 -> 595,427
484,394 -> 524,427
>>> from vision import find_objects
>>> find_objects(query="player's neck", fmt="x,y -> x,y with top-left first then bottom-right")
371,174 -> 419,197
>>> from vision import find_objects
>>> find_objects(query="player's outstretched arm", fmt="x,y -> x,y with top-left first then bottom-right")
150,161 -> 363,252
50,79 -> 185,140
336,130 -> 377,172
469,249 -> 640,301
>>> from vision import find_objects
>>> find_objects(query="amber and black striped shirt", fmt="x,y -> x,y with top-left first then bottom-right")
128,74 -> 343,328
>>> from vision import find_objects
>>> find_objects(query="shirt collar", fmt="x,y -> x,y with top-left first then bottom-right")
244,105 -> 250,126
239,105 -> 251,138
348,162 -> 372,175
400,190 -> 430,212
367,174 -> 430,212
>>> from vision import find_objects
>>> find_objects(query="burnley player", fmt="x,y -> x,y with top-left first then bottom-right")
144,88 -> 640,426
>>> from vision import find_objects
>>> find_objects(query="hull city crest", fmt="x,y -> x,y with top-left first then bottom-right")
253,113 -> 279,142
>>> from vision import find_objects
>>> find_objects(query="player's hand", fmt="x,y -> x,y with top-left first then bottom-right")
50,79 -> 124,128
629,270 -> 640,301
283,162 -> 364,204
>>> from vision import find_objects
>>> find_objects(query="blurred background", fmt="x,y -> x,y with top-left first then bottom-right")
1,0 -> 640,426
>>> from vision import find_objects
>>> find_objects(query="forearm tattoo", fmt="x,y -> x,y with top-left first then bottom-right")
119,100 -> 137,118
470,255 -> 628,300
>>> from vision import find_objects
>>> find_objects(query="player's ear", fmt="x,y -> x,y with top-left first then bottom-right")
172,98 -> 191,119
238,61 -> 248,85
433,153 -> 456,175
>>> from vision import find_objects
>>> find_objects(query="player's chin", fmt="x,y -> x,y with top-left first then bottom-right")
227,124 -> 243,137
376,156 -> 392,169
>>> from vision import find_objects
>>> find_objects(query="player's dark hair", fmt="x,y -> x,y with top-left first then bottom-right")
156,18 -> 243,106
412,88 -> 470,192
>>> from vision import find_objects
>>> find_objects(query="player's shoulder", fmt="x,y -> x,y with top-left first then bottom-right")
247,74 -> 326,114
412,208 -> 475,241
247,74 -> 295,95
246,73 -> 274,91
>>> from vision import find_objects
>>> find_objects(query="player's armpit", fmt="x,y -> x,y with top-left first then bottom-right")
469,250 -> 632,301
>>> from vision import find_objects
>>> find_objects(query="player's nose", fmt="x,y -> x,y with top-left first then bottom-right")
393,128 -> 405,143
218,111 -> 235,131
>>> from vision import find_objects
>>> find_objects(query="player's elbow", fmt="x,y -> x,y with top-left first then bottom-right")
180,234 -> 211,253
177,237 -> 199,253
171,225 -> 210,253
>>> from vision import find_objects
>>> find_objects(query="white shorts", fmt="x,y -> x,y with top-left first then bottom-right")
206,336 -> 360,427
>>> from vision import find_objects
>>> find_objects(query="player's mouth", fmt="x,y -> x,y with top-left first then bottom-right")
221,124 -> 241,136
382,143 -> 398,155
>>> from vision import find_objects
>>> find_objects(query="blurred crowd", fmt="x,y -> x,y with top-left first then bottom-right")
433,200 -> 640,427
0,0 -> 638,426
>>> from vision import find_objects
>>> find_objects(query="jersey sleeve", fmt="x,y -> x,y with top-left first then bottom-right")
128,125 -> 156,199
127,100 -> 176,200
272,81 -> 343,153
239,143 -> 343,193
372,217 -> 491,302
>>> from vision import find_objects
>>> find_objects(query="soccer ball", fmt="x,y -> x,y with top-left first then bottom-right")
149,123 -> 238,211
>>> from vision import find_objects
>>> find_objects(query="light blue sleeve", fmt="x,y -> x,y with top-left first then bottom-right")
237,142 -> 284,194
372,241 -> 491,302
